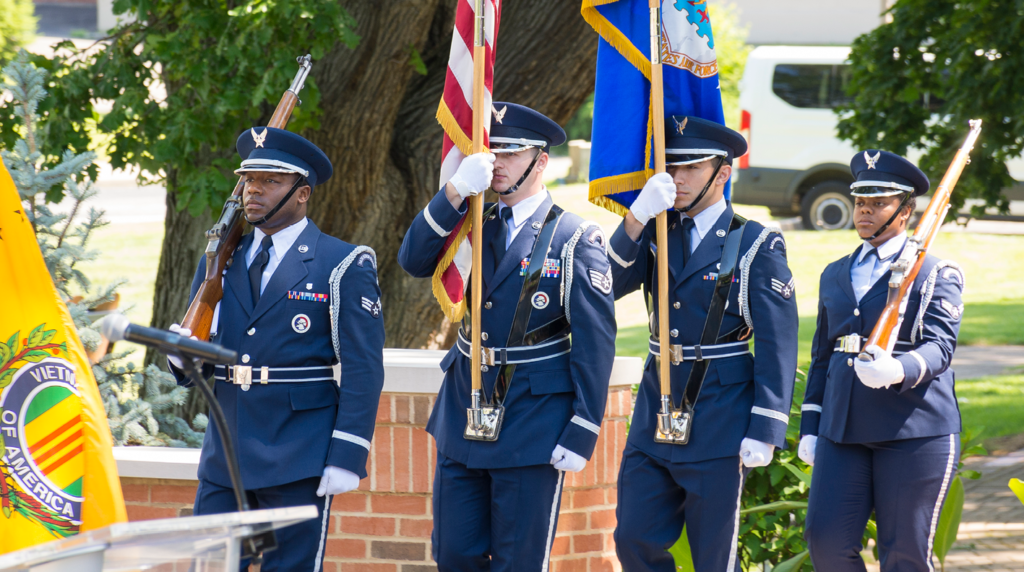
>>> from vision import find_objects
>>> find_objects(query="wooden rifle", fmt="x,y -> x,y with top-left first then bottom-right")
858,120 -> 982,361
179,55 -> 314,341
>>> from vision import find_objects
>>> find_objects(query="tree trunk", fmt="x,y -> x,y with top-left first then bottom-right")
147,0 -> 598,357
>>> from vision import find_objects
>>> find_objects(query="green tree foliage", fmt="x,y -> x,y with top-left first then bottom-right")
0,0 -> 36,64
2,53 -> 204,447
837,0 -> 1024,218
710,2 -> 751,130
0,0 -> 357,216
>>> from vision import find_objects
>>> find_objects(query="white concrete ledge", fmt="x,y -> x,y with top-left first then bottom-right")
380,349 -> 643,394
113,446 -> 200,480
113,351 -> 643,480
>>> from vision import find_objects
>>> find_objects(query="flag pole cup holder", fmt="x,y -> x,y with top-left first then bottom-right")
655,395 -> 692,445
465,389 -> 504,441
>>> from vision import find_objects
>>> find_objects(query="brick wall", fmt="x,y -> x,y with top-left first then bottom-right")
122,388 -> 632,572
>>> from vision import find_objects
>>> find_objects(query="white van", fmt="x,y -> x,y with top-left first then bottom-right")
732,45 -> 1024,230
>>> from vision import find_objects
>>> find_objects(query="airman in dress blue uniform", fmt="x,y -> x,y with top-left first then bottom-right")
168,127 -> 386,572
398,102 -> 616,571
608,116 -> 799,571
799,151 -> 964,572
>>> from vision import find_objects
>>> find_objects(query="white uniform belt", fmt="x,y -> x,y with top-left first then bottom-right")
833,335 -> 913,355
647,338 -> 751,361
456,330 -> 571,366
214,364 -> 336,384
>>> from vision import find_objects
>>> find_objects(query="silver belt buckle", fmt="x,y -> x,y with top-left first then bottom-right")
481,347 -> 496,367
840,335 -> 862,353
234,365 -> 252,391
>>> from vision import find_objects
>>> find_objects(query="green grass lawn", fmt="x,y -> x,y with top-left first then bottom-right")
957,373 -> 1024,448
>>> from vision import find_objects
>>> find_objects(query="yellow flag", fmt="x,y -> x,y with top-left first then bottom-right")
0,161 -> 126,554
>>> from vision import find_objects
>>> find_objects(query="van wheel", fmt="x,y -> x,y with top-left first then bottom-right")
801,182 -> 854,231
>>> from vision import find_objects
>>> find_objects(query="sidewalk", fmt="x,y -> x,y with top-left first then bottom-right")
946,449 -> 1024,571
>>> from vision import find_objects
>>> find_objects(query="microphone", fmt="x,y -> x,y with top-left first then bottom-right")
101,314 -> 238,365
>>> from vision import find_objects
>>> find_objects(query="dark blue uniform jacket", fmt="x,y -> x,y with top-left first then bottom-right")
398,189 -> 616,469
172,219 -> 385,489
800,247 -> 963,443
607,204 -> 799,463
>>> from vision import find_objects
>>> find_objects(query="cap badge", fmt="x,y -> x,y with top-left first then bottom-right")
250,128 -> 268,148
492,104 -> 507,124
864,151 -> 880,170
674,116 -> 688,135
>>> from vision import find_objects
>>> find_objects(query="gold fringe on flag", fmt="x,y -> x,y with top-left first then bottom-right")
430,214 -> 474,323
436,99 -> 474,158
581,0 -> 652,80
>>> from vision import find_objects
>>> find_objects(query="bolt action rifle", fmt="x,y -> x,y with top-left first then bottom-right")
857,120 -> 982,362
179,55 -> 313,341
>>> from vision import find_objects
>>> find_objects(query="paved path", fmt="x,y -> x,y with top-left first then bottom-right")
945,450 -> 1024,571
953,346 -> 1024,380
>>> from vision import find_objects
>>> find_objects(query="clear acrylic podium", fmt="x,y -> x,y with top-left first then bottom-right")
0,505 -> 318,572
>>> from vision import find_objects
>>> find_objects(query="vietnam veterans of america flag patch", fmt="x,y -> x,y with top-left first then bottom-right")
288,291 -> 329,302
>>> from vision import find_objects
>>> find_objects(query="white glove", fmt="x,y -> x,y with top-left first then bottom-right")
798,435 -> 818,466
448,152 -> 495,199
166,324 -> 195,369
629,172 -> 676,226
316,465 -> 360,497
550,445 -> 587,473
855,345 -> 905,389
739,437 -> 775,468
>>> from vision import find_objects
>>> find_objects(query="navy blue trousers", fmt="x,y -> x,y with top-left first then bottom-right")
193,477 -> 333,572
805,434 -> 960,572
614,444 -> 747,572
431,453 -> 565,572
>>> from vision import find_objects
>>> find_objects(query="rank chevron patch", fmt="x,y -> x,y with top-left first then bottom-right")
589,267 -> 613,295
770,277 -> 795,299
360,297 -> 381,318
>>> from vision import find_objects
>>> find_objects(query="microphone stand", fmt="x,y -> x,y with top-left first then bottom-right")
178,354 -> 275,563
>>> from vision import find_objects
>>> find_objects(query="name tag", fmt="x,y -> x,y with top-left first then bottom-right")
288,291 -> 329,302
520,258 -> 561,278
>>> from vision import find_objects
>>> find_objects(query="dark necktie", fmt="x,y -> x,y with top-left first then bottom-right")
249,235 -> 274,305
681,217 -> 695,266
491,208 -> 514,270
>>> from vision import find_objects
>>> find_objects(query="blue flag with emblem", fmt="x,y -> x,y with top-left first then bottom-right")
582,0 -> 729,215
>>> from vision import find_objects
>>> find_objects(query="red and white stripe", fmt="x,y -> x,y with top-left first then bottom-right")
437,0 -> 501,187
431,0 -> 501,321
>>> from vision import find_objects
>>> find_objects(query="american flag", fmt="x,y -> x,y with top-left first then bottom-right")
431,0 -> 501,323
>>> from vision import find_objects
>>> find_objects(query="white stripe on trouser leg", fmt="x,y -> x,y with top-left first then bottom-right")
726,459 -> 743,572
925,434 -> 957,572
313,494 -> 331,572
541,470 -> 566,572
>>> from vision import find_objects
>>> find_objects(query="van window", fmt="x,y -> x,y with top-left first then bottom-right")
772,64 -> 853,109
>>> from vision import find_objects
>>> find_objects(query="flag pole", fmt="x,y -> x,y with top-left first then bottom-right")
470,0 -> 486,415
649,1 -> 672,407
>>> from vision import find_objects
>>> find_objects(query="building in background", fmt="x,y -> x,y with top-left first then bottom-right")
713,0 -> 893,46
